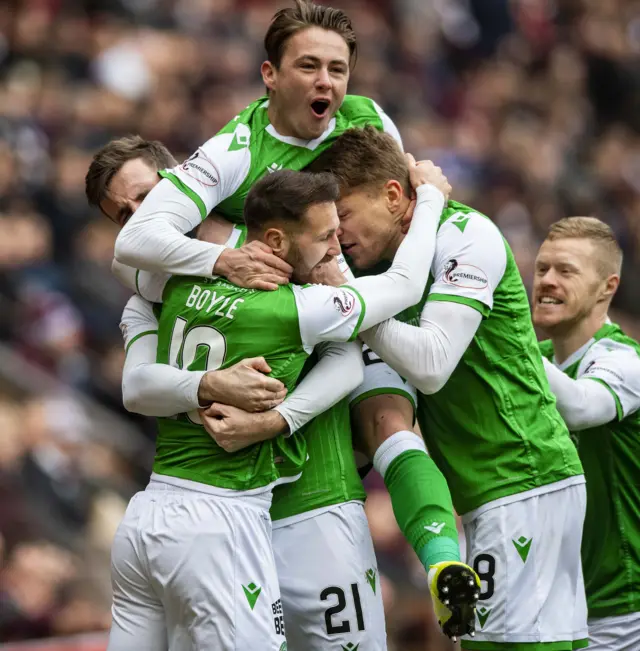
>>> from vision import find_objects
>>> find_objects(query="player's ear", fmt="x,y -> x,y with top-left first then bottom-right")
384,179 -> 404,214
261,61 -> 277,93
263,227 -> 287,255
599,274 -> 620,302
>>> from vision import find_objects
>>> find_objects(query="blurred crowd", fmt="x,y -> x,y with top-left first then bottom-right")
0,0 -> 639,648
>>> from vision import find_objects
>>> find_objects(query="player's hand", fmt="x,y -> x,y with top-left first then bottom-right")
406,153 -> 451,199
198,357 -> 287,412
213,242 -> 293,290
306,257 -> 347,287
199,403 -> 288,453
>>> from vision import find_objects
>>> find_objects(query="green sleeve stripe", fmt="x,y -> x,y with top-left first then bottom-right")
350,387 -> 417,412
159,170 -> 207,220
342,284 -> 366,341
584,377 -> 624,421
125,330 -> 158,355
427,292 -> 490,317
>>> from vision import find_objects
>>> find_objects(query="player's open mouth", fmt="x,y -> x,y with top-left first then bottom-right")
341,243 -> 356,253
310,99 -> 330,118
537,296 -> 563,305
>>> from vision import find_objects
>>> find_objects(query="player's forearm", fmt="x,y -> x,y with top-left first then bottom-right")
122,336 -> 206,416
361,301 -> 481,395
350,184 -> 444,331
274,341 -> 364,434
542,357 -> 617,430
114,179 -> 224,277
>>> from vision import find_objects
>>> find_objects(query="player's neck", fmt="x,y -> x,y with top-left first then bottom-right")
551,310 -> 608,365
267,102 -> 298,138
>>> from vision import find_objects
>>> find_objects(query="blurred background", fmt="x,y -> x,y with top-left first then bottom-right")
0,0 -> 639,649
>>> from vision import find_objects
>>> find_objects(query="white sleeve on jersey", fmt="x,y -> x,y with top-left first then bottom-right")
274,341 -> 364,435
349,343 -> 418,412
293,284 -> 365,352
361,299 -> 482,395
114,128 -> 251,277
112,260 -> 169,303
120,295 -> 205,417
542,357 -> 617,431
373,101 -> 403,151
295,183 -> 445,350
428,211 -> 507,315
577,338 -> 640,420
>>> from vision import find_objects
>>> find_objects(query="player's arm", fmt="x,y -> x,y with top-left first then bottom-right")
295,163 -> 449,351
121,295 -> 287,416
113,130 -> 291,289
200,340 -> 365,452
361,210 -> 506,394
544,341 -> 640,430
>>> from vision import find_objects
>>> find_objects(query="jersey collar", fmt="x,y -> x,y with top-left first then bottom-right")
261,99 -> 337,150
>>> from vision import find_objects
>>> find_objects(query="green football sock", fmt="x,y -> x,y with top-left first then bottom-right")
374,430 -> 460,570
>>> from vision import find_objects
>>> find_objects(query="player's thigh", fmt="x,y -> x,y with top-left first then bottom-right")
141,487 -> 285,651
107,492 -> 168,651
461,482 -> 588,650
273,501 -> 387,651
588,612 -> 640,651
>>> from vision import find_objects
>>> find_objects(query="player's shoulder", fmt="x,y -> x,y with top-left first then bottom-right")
216,96 -> 268,135
436,201 -> 506,252
337,94 -> 382,124
203,96 -> 269,155
539,339 -> 554,361
440,201 -> 499,233
588,324 -> 640,362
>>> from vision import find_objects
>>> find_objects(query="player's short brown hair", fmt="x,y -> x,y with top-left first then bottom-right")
244,169 -> 339,233
307,125 -> 410,196
264,0 -> 357,69
85,135 -> 176,209
546,216 -> 623,277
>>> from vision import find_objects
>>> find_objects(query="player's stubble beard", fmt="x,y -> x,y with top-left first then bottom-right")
287,240 -> 334,285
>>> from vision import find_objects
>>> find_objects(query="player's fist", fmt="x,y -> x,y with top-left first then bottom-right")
406,153 -> 451,199
213,241 -> 293,291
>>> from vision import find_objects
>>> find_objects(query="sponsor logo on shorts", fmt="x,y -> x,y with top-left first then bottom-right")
512,536 -> 533,563
443,259 -> 488,290
476,606 -> 492,629
365,568 -> 377,594
424,521 -> 446,535
181,151 -> 219,187
272,599 -> 285,636
242,582 -> 262,610
333,289 -> 355,316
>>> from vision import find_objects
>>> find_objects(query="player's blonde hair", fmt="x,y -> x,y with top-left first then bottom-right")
307,125 -> 411,196
546,217 -> 623,278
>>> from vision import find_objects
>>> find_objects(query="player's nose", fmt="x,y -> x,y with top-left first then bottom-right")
315,67 -> 332,90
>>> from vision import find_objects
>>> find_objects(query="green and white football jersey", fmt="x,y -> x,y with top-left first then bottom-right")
153,269 -> 367,492
157,94 -> 399,223
270,351 -> 366,522
357,201 -> 584,515
540,322 -> 640,618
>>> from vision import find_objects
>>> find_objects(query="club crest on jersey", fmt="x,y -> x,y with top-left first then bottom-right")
443,258 -> 488,290
333,289 -> 355,316
181,151 -> 219,187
